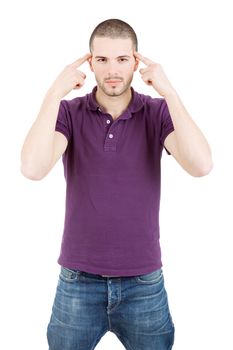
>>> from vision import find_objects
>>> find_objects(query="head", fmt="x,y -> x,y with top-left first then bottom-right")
88,19 -> 139,97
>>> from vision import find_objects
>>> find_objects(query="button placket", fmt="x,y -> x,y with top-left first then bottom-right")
97,109 -> 122,151
104,122 -> 120,151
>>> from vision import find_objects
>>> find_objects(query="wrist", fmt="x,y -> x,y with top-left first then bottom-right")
163,88 -> 178,100
46,87 -> 63,101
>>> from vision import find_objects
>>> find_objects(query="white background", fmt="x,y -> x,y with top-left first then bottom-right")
0,0 -> 232,349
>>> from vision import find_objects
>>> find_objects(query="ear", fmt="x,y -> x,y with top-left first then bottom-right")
88,57 -> 94,72
133,58 -> 139,72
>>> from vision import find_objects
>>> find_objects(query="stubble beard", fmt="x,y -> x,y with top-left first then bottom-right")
96,74 -> 134,97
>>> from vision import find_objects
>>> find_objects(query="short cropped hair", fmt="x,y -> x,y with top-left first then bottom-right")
89,18 -> 138,52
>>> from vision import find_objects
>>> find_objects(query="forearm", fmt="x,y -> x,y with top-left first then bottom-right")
20,89 -> 61,179
164,90 -> 213,172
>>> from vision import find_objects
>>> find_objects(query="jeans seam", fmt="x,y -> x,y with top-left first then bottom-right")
112,329 -> 135,350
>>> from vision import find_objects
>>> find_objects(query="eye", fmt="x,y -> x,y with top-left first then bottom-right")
118,58 -> 128,62
97,58 -> 106,62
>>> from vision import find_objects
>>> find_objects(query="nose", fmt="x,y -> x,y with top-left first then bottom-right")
106,59 -> 119,76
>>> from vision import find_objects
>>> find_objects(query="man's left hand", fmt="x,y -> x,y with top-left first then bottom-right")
134,52 -> 175,97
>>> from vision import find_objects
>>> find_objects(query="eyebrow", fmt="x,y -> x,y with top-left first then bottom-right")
94,55 -> 131,59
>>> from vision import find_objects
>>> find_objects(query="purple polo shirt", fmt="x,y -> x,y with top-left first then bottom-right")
55,85 -> 174,276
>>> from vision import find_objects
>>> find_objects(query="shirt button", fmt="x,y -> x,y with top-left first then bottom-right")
109,134 -> 113,139
106,119 -> 111,124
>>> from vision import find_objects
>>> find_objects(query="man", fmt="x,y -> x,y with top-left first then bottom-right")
21,19 -> 213,350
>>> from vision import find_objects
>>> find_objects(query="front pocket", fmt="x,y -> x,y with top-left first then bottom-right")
59,266 -> 81,283
135,268 -> 163,284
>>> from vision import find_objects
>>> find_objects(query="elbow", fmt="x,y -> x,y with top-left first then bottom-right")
20,163 -> 47,181
191,159 -> 214,177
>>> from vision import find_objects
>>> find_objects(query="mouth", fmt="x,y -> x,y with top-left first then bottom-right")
106,81 -> 122,85
105,79 -> 123,84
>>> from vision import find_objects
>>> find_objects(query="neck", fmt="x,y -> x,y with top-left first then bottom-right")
95,86 -> 132,119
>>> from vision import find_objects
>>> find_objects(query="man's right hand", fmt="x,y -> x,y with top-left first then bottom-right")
48,53 -> 92,99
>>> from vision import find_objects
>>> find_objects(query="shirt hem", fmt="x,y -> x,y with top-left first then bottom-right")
57,258 -> 163,277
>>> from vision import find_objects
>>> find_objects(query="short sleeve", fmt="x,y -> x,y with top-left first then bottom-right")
55,100 -> 72,142
160,99 -> 175,155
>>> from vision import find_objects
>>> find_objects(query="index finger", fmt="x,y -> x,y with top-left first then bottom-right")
134,52 -> 154,66
71,53 -> 92,67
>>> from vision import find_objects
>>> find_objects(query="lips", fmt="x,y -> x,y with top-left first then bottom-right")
106,80 -> 122,83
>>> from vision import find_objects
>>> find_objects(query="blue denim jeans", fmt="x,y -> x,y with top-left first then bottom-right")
47,266 -> 175,350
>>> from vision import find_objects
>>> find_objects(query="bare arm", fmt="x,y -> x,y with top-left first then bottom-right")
20,53 -> 91,180
134,52 -> 213,176
20,91 -> 66,180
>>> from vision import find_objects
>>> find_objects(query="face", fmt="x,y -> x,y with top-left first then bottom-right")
89,37 -> 139,97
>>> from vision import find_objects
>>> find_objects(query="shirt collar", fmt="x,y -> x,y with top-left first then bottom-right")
87,85 -> 144,116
